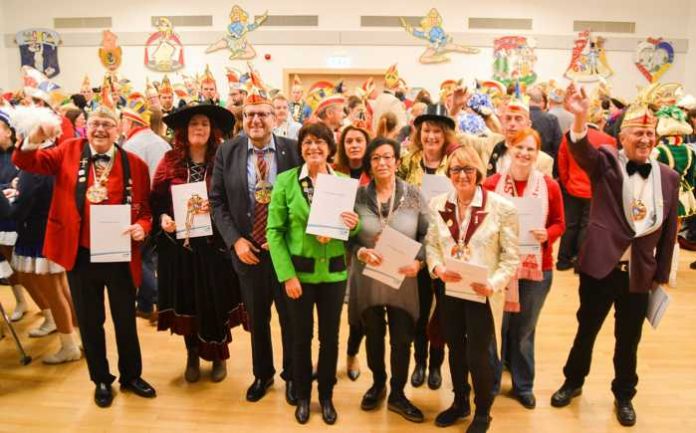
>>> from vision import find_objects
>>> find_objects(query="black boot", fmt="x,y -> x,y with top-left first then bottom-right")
435,394 -> 471,427
411,363 -> 426,387
466,414 -> 491,433
184,338 -> 200,383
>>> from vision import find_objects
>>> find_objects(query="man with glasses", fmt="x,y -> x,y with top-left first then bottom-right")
13,106 -> 156,408
210,86 -> 300,404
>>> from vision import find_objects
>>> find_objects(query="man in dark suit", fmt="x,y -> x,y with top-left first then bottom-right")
210,87 -> 300,404
14,106 -> 156,408
528,86 -> 563,174
550,85 -> 679,427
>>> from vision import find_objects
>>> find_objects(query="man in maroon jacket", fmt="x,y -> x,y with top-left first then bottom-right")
550,85 -> 679,427
14,106 -> 156,408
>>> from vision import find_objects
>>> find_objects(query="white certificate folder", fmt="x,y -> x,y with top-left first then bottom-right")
362,226 -> 422,289
306,173 -> 359,241
171,182 -> 213,240
443,257 -> 488,303
90,204 -> 132,263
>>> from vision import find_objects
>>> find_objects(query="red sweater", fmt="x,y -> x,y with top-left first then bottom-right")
557,128 -> 616,198
483,174 -> 565,271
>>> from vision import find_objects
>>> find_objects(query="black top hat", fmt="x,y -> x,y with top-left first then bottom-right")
163,102 -> 235,134
414,104 -> 456,130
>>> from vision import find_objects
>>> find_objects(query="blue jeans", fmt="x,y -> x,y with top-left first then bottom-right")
491,270 -> 552,396
136,242 -> 158,313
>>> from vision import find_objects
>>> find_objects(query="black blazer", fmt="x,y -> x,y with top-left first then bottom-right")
0,169 -> 54,249
210,134 -> 300,269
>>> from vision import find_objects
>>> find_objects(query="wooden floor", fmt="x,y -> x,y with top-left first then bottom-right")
1,250 -> 695,433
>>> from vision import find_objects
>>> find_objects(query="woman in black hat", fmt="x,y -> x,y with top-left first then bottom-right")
396,104 -> 457,392
151,104 -> 245,383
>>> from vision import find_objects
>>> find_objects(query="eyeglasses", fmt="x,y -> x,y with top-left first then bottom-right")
243,111 -> 273,120
370,154 -> 395,164
301,139 -> 328,148
449,166 -> 477,176
88,121 -> 117,130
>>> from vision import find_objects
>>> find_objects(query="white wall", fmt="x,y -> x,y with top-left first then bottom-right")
1,0 -> 694,99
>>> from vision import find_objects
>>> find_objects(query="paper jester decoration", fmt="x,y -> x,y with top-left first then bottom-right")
400,8 -> 479,64
15,28 -> 61,78
99,30 -> 122,73
634,37 -> 674,83
144,17 -> 185,72
564,30 -> 613,82
206,5 -> 268,61
492,36 -> 537,87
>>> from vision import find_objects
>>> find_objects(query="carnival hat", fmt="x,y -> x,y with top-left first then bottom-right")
621,104 -> 657,131
122,92 -> 151,126
163,102 -> 235,133
414,104 -> 455,130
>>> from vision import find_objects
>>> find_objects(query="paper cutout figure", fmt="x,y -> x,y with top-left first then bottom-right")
99,30 -> 122,72
564,30 -> 613,82
634,37 -> 674,83
206,5 -> 268,60
144,17 -> 185,72
492,36 -> 537,87
15,28 -> 61,78
400,8 -> 479,64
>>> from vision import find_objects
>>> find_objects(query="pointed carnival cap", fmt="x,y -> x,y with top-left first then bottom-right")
621,104 -> 657,131
145,77 -> 158,98
291,74 -> 303,90
81,75 -> 92,91
355,77 -> 375,100
159,75 -> 173,95
384,64 -> 400,90
243,64 -> 271,106
439,79 -> 465,100
655,105 -> 693,136
311,81 -> 346,114
121,92 -> 151,126
505,81 -> 530,114
226,67 -> 242,90
99,74 -> 116,110
200,64 -> 216,86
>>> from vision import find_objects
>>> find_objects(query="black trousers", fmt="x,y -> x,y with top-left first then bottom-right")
347,322 -> 364,357
413,269 -> 445,369
440,295 -> 494,416
562,269 -> 649,401
286,280 -> 346,401
557,189 -> 591,265
237,252 -> 293,381
363,305 -> 414,394
67,248 -> 142,385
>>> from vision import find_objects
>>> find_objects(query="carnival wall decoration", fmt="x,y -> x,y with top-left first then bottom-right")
399,8 -> 479,64
144,17 -> 185,72
99,30 -> 122,73
634,37 -> 674,83
15,28 -> 61,78
564,30 -> 613,82
206,5 -> 268,61
492,36 -> 537,86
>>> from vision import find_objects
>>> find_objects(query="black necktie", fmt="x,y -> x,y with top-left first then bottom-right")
626,160 -> 652,179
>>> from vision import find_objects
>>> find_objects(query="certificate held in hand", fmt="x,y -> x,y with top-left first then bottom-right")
443,257 -> 488,303
90,204 -> 132,263
362,226 -> 422,289
306,173 -> 359,241
171,182 -> 213,240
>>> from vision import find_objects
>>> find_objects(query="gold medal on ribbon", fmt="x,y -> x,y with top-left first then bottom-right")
86,183 -> 108,203
255,180 -> 273,204
451,239 -> 471,261
631,199 -> 647,222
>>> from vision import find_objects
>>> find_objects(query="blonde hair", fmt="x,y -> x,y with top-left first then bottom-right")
446,145 -> 485,184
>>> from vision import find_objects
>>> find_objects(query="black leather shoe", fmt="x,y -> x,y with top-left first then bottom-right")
387,394 -> 424,423
360,384 -> 386,411
550,385 -> 582,407
411,364 -> 425,387
466,415 -> 491,433
285,380 -> 297,406
94,383 -> 113,408
615,399 -> 636,426
515,393 -> 536,409
690,260 -> 696,270
556,261 -> 573,271
295,399 -> 310,424
120,377 -> 156,398
246,377 -> 274,402
320,399 -> 337,425
427,367 -> 442,390
435,395 -> 471,427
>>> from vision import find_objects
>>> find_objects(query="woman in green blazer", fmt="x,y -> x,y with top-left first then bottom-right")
267,122 -> 360,426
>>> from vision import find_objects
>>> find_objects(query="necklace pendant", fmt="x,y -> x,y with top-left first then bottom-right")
254,180 -> 273,204
451,240 -> 470,261
86,183 -> 108,204
631,199 -> 648,222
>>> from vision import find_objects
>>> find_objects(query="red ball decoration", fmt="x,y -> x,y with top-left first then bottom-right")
264,53 -> 271,60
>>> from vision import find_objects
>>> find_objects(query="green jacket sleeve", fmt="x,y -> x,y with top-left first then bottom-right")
266,171 -> 296,282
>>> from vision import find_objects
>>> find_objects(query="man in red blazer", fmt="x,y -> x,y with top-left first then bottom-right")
13,106 -> 156,408
550,85 -> 679,427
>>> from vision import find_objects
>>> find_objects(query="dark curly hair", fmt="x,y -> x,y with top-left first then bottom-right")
168,116 -> 223,181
